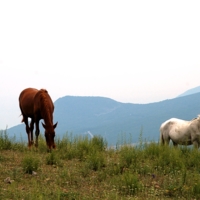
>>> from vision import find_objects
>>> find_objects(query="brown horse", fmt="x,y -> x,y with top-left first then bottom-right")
19,88 -> 58,149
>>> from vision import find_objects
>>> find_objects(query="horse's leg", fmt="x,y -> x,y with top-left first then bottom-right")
172,141 -> 178,148
193,141 -> 199,149
35,119 -> 40,147
23,116 -> 32,148
164,137 -> 170,146
30,119 -> 34,146
166,140 -> 170,145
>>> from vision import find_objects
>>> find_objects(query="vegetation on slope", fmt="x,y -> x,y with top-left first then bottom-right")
1,130 -> 200,199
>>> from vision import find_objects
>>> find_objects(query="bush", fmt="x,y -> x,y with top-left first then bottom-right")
0,130 -> 13,150
112,172 -> 141,196
119,146 -> 138,169
86,151 -> 105,171
156,146 -> 184,173
91,135 -> 107,151
46,152 -> 60,166
183,148 -> 200,169
22,155 -> 40,174
143,142 -> 161,159
193,181 -> 200,198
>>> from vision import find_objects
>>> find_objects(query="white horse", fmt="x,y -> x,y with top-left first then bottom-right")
160,116 -> 200,148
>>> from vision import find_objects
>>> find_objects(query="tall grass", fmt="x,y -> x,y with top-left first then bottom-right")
22,154 -> 40,174
0,129 -> 14,150
0,129 -> 26,151
2,131 -> 200,199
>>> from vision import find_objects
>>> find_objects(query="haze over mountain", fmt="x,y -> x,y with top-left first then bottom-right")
5,86 -> 200,146
178,86 -> 200,97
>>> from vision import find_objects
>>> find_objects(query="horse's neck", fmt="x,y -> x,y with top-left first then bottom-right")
43,110 -> 53,126
191,117 -> 200,128
40,94 -> 53,126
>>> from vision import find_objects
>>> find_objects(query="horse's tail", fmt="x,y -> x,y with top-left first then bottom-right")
159,125 -> 165,145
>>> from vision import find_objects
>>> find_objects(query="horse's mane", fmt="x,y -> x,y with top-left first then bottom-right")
191,115 -> 200,122
195,115 -> 200,119
40,88 -> 48,93
38,89 -> 53,125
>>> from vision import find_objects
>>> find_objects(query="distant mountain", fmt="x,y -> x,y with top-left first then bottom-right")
6,93 -> 200,146
178,86 -> 200,97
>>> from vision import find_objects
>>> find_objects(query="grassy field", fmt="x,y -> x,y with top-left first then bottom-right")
1,131 -> 200,200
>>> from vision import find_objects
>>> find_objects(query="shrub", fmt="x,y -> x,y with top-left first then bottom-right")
183,148 -> 200,169
119,146 -> 138,169
193,181 -> 200,199
86,151 -> 105,171
37,134 -> 49,152
143,142 -> 161,159
112,172 -> 141,196
56,133 -> 71,149
90,135 -> 107,151
22,155 -> 40,174
0,130 -> 12,150
58,135 -> 107,162
106,162 -> 121,176
156,146 -> 184,173
73,136 -> 91,161
46,152 -> 60,165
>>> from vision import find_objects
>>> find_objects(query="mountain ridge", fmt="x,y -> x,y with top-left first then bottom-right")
178,86 -> 200,97
6,91 -> 200,146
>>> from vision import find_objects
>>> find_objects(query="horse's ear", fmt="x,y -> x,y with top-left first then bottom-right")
53,122 -> 58,129
42,122 -> 46,129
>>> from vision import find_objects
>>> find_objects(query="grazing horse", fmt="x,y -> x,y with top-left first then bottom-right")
160,116 -> 200,148
19,88 -> 58,149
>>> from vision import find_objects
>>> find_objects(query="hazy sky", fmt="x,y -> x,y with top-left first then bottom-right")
0,1 -> 200,129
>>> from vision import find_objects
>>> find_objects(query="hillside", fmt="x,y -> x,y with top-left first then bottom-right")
1,134 -> 200,199
7,92 -> 200,146
178,86 -> 200,97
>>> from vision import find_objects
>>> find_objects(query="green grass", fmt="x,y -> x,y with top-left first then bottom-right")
22,154 -> 40,174
1,131 -> 200,199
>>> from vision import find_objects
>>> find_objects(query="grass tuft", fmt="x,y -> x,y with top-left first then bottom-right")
22,154 -> 40,174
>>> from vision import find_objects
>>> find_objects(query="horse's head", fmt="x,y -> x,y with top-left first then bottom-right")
42,122 -> 58,149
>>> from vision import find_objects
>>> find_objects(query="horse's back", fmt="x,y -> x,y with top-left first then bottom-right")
19,88 -> 39,117
160,118 -> 188,129
160,118 -> 192,145
160,118 -> 175,132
